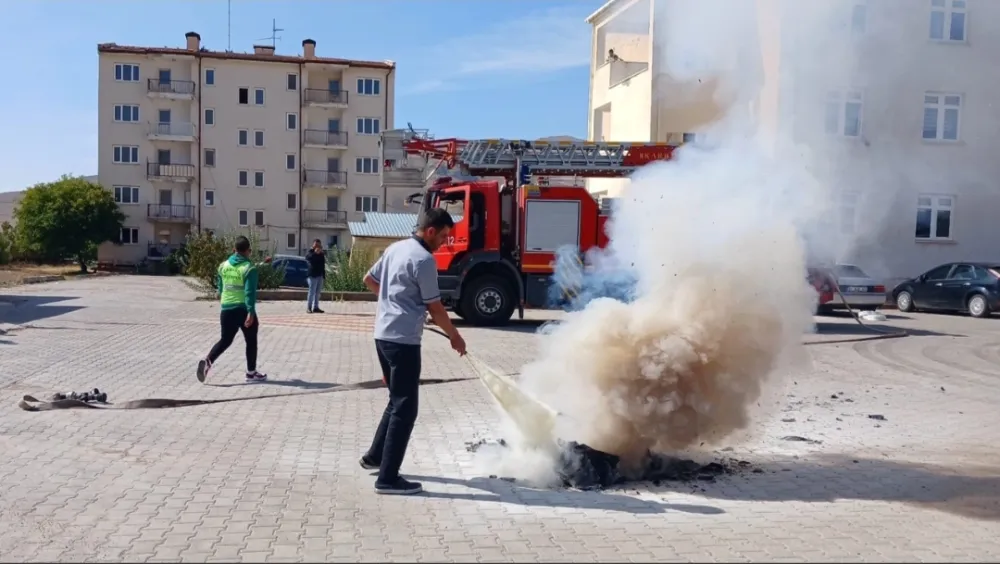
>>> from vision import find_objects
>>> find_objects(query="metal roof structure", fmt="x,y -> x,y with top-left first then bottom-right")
348,213 -> 418,239
348,212 -> 466,239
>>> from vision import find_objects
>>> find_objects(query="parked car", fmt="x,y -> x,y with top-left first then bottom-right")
809,264 -> 887,313
270,254 -> 310,288
892,262 -> 1000,318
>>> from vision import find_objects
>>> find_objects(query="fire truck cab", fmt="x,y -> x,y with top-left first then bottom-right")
420,177 -> 612,326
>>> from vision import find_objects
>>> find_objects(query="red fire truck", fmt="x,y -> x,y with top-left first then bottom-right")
383,132 -> 677,326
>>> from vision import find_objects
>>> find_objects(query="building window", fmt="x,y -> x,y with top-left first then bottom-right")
238,170 -> 249,187
355,157 -> 379,174
254,171 -> 264,188
286,73 -> 298,91
204,190 -> 215,207
113,145 -> 139,164
254,210 -> 265,226
285,154 -> 296,171
114,104 -> 140,122
915,195 -> 953,240
119,227 -> 139,245
286,193 -> 297,210
357,78 -> 381,96
205,68 -> 215,85
850,2 -> 867,35
923,93 -> 961,141
114,63 -> 140,82
254,130 -> 265,147
838,192 -> 859,234
355,195 -> 379,212
238,209 -> 249,226
286,113 -> 298,130
356,117 -> 381,135
286,232 -> 297,250
113,186 -> 139,204
204,148 -> 216,167
824,91 -> 863,137
238,129 -> 249,146
238,87 -> 249,105
930,0 -> 966,42
204,108 -> 215,126
254,88 -> 265,105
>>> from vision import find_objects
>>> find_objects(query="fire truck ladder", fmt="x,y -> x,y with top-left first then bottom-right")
453,139 -> 677,178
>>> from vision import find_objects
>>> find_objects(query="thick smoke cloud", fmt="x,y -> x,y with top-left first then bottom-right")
489,0 -> 864,477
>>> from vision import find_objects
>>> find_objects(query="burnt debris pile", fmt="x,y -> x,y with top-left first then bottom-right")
466,438 -> 756,491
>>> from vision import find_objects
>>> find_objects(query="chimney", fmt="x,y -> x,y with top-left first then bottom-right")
302,39 -> 316,59
253,45 -> 276,56
185,31 -> 200,51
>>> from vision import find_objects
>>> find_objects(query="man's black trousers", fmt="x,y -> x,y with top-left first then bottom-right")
207,306 -> 258,372
365,339 -> 421,484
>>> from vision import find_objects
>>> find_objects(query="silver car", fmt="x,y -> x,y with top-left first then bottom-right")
818,264 -> 887,312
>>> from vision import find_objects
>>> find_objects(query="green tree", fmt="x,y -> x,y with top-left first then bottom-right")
14,175 -> 125,272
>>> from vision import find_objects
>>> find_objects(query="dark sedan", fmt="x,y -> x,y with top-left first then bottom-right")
892,262 -> 1000,318
270,254 -> 310,288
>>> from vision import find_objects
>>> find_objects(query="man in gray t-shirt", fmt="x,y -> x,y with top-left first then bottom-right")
359,208 -> 466,495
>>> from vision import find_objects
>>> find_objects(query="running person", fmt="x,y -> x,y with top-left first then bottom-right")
197,236 -> 269,383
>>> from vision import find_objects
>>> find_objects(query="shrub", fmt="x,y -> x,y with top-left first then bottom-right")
324,247 -> 379,292
181,229 -> 285,290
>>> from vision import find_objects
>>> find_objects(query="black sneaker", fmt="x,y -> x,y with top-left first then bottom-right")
307,308 -> 314,314
313,308 -> 325,314
359,456 -> 379,470
374,477 -> 423,495
197,359 -> 212,383
245,371 -> 268,383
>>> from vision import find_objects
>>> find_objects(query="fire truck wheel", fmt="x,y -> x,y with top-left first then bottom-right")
461,275 -> 515,327
452,301 -> 467,320
895,290 -> 914,312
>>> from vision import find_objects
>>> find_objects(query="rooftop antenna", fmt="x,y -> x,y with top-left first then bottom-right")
226,0 -> 232,51
257,19 -> 284,48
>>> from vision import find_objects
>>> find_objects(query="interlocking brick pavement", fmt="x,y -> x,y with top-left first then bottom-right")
0,276 -> 999,562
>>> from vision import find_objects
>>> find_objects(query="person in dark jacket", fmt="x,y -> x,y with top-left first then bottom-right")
305,239 -> 326,313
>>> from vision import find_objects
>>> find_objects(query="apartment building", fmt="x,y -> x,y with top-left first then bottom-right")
97,32 -> 395,263
586,0 -> 1000,281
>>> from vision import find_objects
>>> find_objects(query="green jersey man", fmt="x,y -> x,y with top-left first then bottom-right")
197,235 -> 270,383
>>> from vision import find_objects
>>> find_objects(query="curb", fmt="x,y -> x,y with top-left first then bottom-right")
196,290 -> 376,302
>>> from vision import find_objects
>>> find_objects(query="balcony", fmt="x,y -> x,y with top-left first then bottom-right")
147,121 -> 196,142
302,209 -> 348,228
303,170 -> 348,189
146,78 -> 196,99
303,130 -> 348,149
304,89 -> 349,108
147,204 -> 195,223
146,161 -> 195,182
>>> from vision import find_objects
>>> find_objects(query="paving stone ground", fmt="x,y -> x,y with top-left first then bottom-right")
1,275 -> 999,562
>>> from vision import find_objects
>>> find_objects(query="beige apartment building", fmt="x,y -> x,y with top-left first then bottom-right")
587,0 -> 1000,281
97,32 -> 395,263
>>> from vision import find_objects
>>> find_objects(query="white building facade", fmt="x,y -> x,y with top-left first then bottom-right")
97,32 -> 395,263
586,0 -> 1000,281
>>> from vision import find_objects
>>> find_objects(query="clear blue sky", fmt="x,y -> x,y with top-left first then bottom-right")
0,0 -> 602,192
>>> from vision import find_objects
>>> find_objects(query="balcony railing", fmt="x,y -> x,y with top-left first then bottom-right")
147,122 -> 195,137
302,209 -> 348,225
146,161 -> 195,180
147,204 -> 195,221
304,89 -> 349,105
303,129 -> 348,147
303,170 -> 348,186
147,78 -> 196,96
